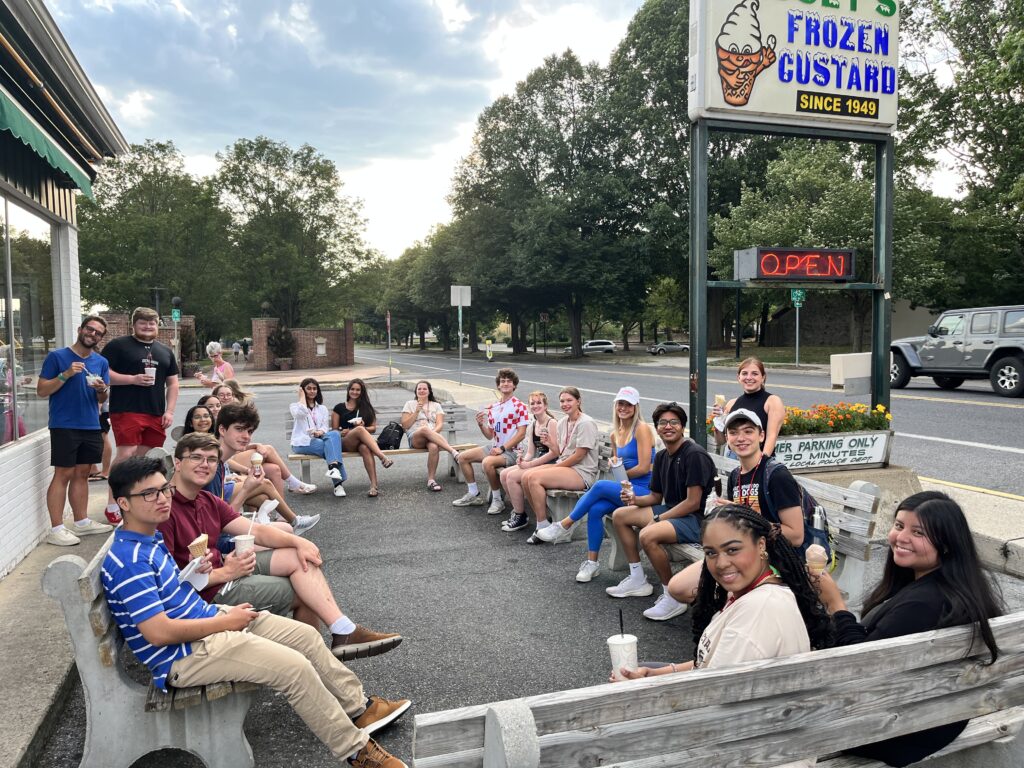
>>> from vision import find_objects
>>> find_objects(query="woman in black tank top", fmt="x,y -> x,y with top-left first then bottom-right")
712,357 -> 785,455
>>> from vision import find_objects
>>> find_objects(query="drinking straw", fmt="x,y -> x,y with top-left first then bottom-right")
619,608 -> 625,638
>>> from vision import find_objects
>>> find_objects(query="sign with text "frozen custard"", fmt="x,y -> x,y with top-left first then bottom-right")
688,0 -> 900,134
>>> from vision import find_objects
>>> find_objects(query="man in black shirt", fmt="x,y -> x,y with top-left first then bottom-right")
607,403 -> 717,621
100,307 -> 179,523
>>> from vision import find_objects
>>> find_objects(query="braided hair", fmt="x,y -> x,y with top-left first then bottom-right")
691,504 -> 834,660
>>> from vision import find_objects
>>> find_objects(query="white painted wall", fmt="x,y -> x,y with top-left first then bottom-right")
0,431 -> 50,579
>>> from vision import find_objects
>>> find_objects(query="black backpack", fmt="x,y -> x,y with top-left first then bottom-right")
376,421 -> 405,451
728,457 -> 832,545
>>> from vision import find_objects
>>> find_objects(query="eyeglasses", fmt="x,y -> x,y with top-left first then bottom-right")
656,419 -> 683,427
81,326 -> 106,337
183,454 -> 220,466
126,483 -> 175,502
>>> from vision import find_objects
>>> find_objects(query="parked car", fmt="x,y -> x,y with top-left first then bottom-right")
647,340 -> 690,355
564,339 -> 617,355
890,305 -> 1024,397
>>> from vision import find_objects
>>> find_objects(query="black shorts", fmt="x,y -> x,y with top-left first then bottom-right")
99,412 -> 110,434
50,429 -> 103,468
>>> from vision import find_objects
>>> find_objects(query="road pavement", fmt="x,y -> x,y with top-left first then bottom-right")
358,347 -> 1024,498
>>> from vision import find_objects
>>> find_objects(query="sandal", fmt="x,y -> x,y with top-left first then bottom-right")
88,472 -> 107,482
427,480 -> 442,492
381,458 -> 394,469
367,487 -> 379,498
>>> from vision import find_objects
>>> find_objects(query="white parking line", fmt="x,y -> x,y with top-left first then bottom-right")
896,432 -> 1024,456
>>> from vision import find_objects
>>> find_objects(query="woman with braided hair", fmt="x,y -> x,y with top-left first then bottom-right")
615,504 -> 831,679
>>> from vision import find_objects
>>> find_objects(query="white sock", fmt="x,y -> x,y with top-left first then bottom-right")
52,525 -> 65,533
536,519 -> 550,530
330,616 -> 357,636
629,562 -> 644,579
663,584 -> 674,597
492,489 -> 503,502
73,519 -> 92,528
467,482 -> 479,496
285,475 -> 302,489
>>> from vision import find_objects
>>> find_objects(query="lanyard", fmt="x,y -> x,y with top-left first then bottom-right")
725,569 -> 775,609
559,416 -> 581,454
738,456 -> 764,508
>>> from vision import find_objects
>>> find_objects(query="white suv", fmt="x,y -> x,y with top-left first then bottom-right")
564,339 -> 617,355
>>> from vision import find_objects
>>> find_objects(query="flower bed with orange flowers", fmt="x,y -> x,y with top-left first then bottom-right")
779,402 -> 892,436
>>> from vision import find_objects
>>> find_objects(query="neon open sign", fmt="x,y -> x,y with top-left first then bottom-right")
755,247 -> 855,281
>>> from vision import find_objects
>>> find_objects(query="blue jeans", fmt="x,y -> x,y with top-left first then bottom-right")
568,479 -> 650,554
292,433 -> 347,482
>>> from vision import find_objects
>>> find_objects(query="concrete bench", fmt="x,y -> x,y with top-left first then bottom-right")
411,613 -> 1024,768
41,535 -> 260,768
285,402 -> 475,484
603,452 -> 883,612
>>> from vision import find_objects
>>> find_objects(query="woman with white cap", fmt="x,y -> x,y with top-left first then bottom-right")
195,341 -> 236,388
535,386 -> 655,583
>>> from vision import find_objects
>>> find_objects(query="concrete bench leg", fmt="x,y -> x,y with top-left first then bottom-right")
601,516 -> 628,572
300,461 -> 312,484
483,699 -> 539,768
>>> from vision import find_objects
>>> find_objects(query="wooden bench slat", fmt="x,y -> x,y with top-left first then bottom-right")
204,681 -> 234,702
145,684 -> 172,712
88,595 -> 113,638
233,680 -> 261,694
96,624 -> 121,668
79,534 -> 115,603
172,686 -> 204,710
288,442 -> 478,463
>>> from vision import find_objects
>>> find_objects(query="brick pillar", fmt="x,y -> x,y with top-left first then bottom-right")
342,319 -> 354,365
251,318 -> 278,371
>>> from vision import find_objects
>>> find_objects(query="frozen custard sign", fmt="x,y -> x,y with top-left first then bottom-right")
688,0 -> 899,133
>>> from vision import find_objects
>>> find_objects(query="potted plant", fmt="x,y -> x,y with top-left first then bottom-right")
708,402 -> 894,472
267,324 -> 296,371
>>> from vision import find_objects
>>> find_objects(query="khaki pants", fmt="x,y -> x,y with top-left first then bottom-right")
169,612 -> 369,761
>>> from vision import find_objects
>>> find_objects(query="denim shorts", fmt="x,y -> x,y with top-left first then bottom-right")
655,504 -> 701,544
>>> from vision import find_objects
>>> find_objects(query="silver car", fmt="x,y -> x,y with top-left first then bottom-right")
647,340 -> 689,355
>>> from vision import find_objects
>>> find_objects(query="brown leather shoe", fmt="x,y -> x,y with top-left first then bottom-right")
349,738 -> 407,768
353,695 -> 412,735
331,625 -> 403,660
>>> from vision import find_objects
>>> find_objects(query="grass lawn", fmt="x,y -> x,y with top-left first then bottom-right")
709,345 -> 853,366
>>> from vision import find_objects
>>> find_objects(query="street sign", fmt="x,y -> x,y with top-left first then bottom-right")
791,289 -> 806,307
450,285 -> 471,307
171,308 -> 181,322
539,312 -> 549,323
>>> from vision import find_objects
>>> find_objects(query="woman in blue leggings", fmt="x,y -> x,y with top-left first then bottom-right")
536,386 -> 655,582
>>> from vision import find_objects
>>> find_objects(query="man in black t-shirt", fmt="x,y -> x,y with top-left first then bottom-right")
607,403 -> 717,622
100,307 -> 179,523
722,408 -> 805,549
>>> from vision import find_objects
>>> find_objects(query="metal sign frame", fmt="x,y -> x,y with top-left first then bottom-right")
688,118 -> 893,449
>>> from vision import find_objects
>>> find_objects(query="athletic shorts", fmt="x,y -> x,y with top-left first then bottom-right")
654,505 -> 702,544
99,412 -> 110,434
212,550 -> 294,617
110,412 -> 165,448
49,429 -> 103,468
478,444 -> 517,467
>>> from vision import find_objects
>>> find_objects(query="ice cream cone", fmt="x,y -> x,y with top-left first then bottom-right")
188,533 -> 209,560
806,544 -> 828,575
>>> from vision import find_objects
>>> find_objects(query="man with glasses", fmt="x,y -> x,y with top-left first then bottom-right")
37,315 -> 114,546
160,431 -> 402,660
101,306 -> 180,524
608,402 -> 717,621
103,457 -> 411,767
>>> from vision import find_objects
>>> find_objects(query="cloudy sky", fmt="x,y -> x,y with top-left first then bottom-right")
49,0 -> 647,257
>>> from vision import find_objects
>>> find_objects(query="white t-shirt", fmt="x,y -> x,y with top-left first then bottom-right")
555,413 -> 600,485
402,399 -> 444,433
695,583 -> 815,768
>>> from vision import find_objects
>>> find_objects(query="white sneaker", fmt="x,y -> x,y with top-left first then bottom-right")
576,560 -> 601,583
46,527 -> 81,546
255,500 -> 278,525
486,496 -> 505,515
326,467 -> 343,482
605,574 -> 654,598
333,484 -> 347,498
452,492 -> 485,507
643,592 -> 688,621
72,519 -> 113,536
288,481 -> 317,494
292,514 -> 321,537
535,522 -> 572,544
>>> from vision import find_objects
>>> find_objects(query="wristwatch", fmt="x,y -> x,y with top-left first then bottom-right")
653,513 -> 661,523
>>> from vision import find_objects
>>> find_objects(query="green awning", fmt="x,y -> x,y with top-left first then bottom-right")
0,89 -> 92,197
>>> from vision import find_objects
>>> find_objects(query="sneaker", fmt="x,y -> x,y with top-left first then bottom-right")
331,625 -> 403,660
576,560 -> 601,583
643,593 -> 689,621
605,574 -> 654,598
452,492 -> 485,507
486,496 -> 505,515
535,522 -> 572,544
255,499 -> 278,525
526,529 -> 549,544
326,467 -> 343,482
46,527 -> 81,547
72,519 -> 114,537
288,481 -> 317,494
353,695 -> 412,735
501,512 -> 529,532
349,738 -> 408,768
104,504 -> 123,525
291,514 -> 321,537
333,484 -> 347,498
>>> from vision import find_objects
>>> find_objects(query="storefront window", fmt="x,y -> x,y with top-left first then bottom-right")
1,198 -> 56,446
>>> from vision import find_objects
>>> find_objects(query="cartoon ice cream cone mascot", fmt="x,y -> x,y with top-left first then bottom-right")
716,0 -> 777,106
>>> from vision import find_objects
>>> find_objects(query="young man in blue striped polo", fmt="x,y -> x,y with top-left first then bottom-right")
102,457 -> 411,767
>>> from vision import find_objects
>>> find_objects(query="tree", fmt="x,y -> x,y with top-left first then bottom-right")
77,140 -> 237,340
214,136 -> 373,328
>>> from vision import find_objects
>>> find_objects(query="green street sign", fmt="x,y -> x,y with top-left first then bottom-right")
171,309 -> 181,322
790,289 -> 806,303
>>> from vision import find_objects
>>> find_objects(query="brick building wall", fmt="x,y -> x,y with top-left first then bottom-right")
250,318 -> 354,371
96,312 -> 196,358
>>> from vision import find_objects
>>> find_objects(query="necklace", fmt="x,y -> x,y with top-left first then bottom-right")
725,568 -> 776,608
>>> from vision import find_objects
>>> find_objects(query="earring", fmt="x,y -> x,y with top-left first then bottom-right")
760,550 -> 767,560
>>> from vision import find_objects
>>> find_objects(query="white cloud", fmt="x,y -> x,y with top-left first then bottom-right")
432,0 -> 473,33
118,89 -> 155,125
183,153 -> 220,179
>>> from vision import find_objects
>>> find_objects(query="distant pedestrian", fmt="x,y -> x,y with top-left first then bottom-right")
231,340 -> 242,363
100,306 -> 180,523
36,315 -> 114,546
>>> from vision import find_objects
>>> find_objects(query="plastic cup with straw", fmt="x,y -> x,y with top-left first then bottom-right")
607,608 -> 638,681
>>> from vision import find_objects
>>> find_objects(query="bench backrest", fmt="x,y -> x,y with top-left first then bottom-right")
709,452 -> 881,562
413,612 -> 1024,768
285,401 -> 461,437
